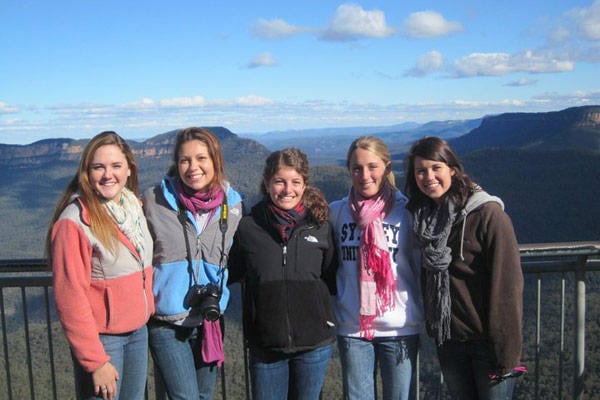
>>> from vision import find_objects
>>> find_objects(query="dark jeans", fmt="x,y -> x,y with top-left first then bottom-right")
437,340 -> 517,400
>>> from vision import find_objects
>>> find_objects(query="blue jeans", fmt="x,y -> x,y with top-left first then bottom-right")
73,325 -> 149,400
148,321 -> 218,400
437,340 -> 517,400
250,343 -> 333,400
337,335 -> 419,400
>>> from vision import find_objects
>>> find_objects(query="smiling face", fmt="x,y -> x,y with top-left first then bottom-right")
265,166 -> 306,210
413,156 -> 455,204
177,140 -> 215,193
349,147 -> 390,199
88,144 -> 131,202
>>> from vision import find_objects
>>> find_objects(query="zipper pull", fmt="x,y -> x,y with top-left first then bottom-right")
282,245 -> 287,266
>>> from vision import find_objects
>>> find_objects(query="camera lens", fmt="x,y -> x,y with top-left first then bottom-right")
199,285 -> 221,321
203,306 -> 220,321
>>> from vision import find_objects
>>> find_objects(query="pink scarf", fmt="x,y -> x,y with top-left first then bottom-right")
349,181 -> 396,340
175,179 -> 224,218
201,320 -> 224,367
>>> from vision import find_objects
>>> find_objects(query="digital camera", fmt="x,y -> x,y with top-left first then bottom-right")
184,283 -> 221,321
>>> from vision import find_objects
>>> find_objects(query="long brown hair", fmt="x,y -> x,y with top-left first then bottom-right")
46,131 -> 139,259
404,136 -> 473,212
167,127 -> 226,189
261,147 -> 329,225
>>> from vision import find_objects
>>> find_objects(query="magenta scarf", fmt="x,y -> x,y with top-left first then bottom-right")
349,181 -> 396,340
175,179 -> 224,218
201,320 -> 224,367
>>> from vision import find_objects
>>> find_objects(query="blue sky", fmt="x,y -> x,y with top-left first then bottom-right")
1,0 -> 600,144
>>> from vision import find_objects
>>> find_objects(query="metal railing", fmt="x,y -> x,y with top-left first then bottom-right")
1,242 -> 599,400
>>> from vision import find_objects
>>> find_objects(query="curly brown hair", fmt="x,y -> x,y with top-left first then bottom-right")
261,147 -> 329,225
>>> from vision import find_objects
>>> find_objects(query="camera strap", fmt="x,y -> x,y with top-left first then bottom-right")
177,192 -> 228,293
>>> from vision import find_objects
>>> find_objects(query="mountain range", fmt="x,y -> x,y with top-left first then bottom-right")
0,105 -> 598,258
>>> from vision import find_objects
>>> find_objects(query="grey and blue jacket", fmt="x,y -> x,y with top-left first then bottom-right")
143,176 -> 243,325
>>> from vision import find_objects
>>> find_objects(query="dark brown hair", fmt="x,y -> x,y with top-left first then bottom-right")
404,136 -> 473,211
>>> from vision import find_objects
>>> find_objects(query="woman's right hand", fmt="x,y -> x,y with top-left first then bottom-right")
92,361 -> 119,400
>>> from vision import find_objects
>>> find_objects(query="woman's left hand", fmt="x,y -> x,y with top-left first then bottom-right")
92,361 -> 119,399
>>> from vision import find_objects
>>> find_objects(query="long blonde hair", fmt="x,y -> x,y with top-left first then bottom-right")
46,131 -> 139,259
346,136 -> 397,189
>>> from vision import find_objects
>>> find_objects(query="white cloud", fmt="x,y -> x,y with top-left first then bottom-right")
453,50 -> 574,77
321,3 -> 394,41
0,101 -> 20,113
252,18 -> 307,39
159,96 -> 206,107
125,98 -> 156,108
505,77 -> 538,87
235,95 -> 274,106
402,11 -> 463,39
2,92 -> 600,144
405,50 -> 444,77
248,52 -> 276,69
565,0 -> 600,40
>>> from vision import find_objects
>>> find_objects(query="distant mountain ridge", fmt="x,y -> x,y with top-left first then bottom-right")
0,126 -> 247,167
449,105 -> 600,154
1,106 -> 598,167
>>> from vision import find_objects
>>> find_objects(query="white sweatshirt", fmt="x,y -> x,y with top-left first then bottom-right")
329,191 -> 424,338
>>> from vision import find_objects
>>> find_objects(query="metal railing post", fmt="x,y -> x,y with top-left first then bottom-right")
573,255 -> 586,400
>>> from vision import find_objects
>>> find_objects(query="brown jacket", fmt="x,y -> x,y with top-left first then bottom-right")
445,201 -> 523,373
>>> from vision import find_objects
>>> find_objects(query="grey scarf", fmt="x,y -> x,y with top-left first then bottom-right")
413,199 -> 457,346
413,186 -> 504,346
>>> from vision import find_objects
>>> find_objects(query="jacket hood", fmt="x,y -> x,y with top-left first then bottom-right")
455,188 -> 504,226
453,187 -> 504,260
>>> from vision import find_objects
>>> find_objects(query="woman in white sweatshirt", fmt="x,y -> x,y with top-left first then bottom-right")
329,136 -> 424,400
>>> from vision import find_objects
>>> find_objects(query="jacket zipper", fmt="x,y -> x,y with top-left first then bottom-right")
282,242 -> 293,348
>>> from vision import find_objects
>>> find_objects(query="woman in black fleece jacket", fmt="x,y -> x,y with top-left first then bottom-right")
228,147 -> 337,400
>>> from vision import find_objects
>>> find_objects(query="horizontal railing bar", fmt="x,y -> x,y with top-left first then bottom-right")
1,240 -> 599,400
1,241 -> 598,269
519,242 -> 600,257
521,259 -> 600,274
0,274 -> 52,287
0,259 -> 49,272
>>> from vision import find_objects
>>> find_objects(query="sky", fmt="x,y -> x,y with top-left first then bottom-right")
1,0 -> 600,144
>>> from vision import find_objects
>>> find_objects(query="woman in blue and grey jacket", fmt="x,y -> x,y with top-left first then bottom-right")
143,127 -> 242,400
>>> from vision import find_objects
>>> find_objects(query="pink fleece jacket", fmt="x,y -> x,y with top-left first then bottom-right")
51,199 -> 154,372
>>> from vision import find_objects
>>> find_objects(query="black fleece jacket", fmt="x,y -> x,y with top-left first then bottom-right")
228,200 -> 338,353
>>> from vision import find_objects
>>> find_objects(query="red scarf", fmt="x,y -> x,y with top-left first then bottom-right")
267,201 -> 306,244
349,181 -> 396,340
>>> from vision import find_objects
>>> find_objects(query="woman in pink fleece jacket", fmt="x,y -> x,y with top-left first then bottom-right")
47,131 -> 154,400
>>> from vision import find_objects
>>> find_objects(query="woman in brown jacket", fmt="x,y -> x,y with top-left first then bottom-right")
404,136 -> 524,400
